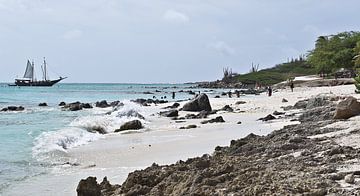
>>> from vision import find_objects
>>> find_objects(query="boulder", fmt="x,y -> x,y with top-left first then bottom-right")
258,114 -> 276,121
333,97 -> 360,119
115,120 -> 143,132
220,105 -> 234,112
201,116 -> 225,124
182,93 -> 212,112
76,176 -> 101,196
39,103 -> 48,107
159,110 -> 178,117
164,102 -> 180,109
59,102 -> 66,106
65,102 -> 83,111
344,174 -> 355,184
282,98 -> 288,103
81,103 -> 93,109
95,100 -> 110,108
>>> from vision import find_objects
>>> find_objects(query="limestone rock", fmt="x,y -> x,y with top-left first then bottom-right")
182,93 -> 212,112
333,97 -> 360,119
76,176 -> 101,196
115,120 -> 143,132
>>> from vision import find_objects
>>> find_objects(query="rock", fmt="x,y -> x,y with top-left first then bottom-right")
81,103 -> 93,109
110,101 -> 122,107
237,121 -> 242,124
220,105 -> 234,112
344,174 -> 355,184
258,114 -> 276,121
333,96 -> 360,119
65,102 -> 83,111
38,103 -> 47,106
182,93 -> 212,112
88,126 -> 107,134
59,102 -> 66,106
201,116 -> 225,124
214,95 -> 220,98
179,125 -> 197,129
235,101 -> 246,105
76,176 -> 101,196
282,98 -> 288,103
2,106 -> 25,111
273,111 -> 285,115
163,103 -> 180,109
115,120 -> 143,132
159,110 -> 178,117
95,100 -> 110,108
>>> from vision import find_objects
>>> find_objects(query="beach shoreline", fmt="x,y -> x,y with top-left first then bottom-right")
3,84 -> 359,195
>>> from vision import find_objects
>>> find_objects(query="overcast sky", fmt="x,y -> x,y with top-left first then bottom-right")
0,0 -> 359,83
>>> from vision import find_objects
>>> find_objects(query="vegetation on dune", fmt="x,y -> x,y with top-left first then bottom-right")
228,31 -> 360,86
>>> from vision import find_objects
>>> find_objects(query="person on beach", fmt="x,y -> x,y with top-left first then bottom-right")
172,92 -> 175,99
290,82 -> 294,92
267,86 -> 272,97
235,90 -> 240,98
228,91 -> 232,98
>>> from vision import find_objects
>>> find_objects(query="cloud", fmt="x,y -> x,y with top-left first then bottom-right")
62,29 -> 83,40
207,41 -> 235,56
163,9 -> 189,23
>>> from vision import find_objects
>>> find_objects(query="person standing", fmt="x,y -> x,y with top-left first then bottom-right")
172,92 -> 175,99
290,82 -> 294,92
268,86 -> 272,97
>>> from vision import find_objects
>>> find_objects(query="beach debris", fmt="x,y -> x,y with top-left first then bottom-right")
235,101 -> 246,105
38,102 -> 48,106
258,114 -> 276,121
179,125 -> 197,129
201,116 -> 225,124
115,120 -> 143,132
76,176 -> 101,196
1,106 -> 25,112
182,93 -> 212,112
159,110 -> 178,117
220,105 -> 234,112
333,96 -> 360,119
282,98 -> 288,103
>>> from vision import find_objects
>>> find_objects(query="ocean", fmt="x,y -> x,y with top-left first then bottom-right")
0,83 -> 212,194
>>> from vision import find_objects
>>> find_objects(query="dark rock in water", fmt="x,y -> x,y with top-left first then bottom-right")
159,110 -> 178,117
214,95 -> 220,98
282,98 -> 288,103
110,101 -> 122,107
182,93 -> 212,112
116,109 -> 145,120
143,91 -> 154,94
132,98 -> 168,106
96,100 -> 110,108
258,114 -> 276,121
2,106 -> 25,111
221,92 -> 227,96
88,126 -> 106,134
59,102 -> 66,106
65,102 -> 83,111
235,101 -> 246,105
76,176 -> 101,196
115,120 -> 143,132
39,103 -> 47,107
179,124 -> 197,129
81,103 -> 93,109
333,96 -> 360,119
273,111 -> 285,115
201,116 -> 225,124
220,105 -> 234,112
237,121 -> 242,124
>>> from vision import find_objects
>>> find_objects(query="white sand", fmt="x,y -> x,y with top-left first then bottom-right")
4,84 -> 359,196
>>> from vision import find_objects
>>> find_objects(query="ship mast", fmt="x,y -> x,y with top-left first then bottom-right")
43,57 -> 48,81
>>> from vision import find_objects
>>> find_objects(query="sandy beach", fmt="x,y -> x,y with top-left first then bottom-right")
4,84 -> 360,195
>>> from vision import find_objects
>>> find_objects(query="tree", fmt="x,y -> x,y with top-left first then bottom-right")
307,31 -> 360,74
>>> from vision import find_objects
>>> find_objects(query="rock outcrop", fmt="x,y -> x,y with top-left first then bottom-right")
1,106 -> 25,112
182,93 -> 212,112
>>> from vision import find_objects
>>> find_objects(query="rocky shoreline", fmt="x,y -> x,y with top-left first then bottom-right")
77,94 -> 360,195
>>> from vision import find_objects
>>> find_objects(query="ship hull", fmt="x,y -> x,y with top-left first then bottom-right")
13,78 -> 66,87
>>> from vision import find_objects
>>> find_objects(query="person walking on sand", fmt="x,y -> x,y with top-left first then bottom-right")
290,82 -> 294,92
267,86 -> 272,97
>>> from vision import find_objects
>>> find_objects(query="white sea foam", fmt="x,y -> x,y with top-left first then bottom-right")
32,100 -> 147,162
32,127 -> 103,162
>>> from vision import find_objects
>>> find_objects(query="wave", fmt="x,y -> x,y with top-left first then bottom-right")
32,100 -> 147,162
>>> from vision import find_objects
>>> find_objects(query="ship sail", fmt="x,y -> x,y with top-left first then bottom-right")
23,60 -> 34,79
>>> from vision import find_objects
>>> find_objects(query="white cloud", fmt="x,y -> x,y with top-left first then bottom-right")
62,29 -> 83,40
163,9 -> 189,23
207,41 -> 235,56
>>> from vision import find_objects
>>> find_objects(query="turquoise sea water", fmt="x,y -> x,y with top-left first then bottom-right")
0,83 -> 211,193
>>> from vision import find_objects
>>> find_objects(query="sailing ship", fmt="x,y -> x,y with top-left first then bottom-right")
11,58 -> 66,87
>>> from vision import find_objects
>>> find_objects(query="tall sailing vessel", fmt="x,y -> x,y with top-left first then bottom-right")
11,58 -> 66,87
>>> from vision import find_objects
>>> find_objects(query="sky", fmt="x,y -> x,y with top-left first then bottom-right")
0,0 -> 359,83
